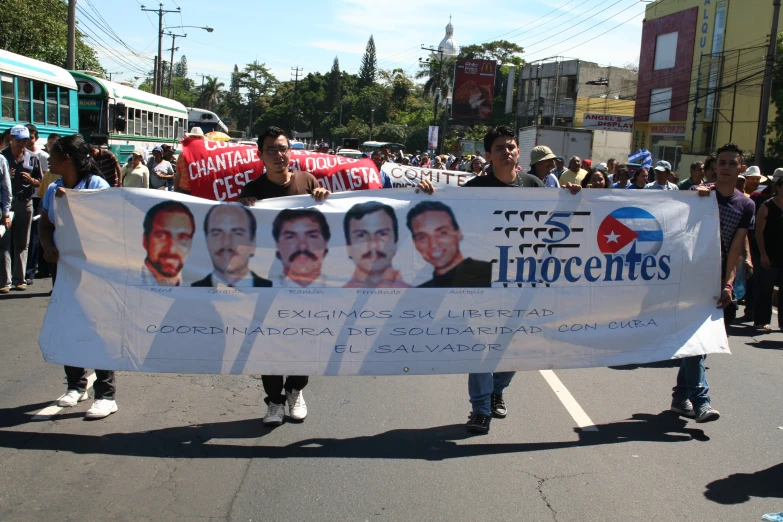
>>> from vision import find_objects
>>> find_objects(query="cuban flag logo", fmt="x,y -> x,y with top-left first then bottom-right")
597,207 -> 664,255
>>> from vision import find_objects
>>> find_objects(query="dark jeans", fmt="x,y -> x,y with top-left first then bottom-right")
754,266 -> 782,328
671,305 -> 735,408
25,198 -> 41,281
64,366 -> 116,400
261,375 -> 308,405
0,199 -> 33,287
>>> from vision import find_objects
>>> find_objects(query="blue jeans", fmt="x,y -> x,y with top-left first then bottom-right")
468,372 -> 515,415
672,356 -> 710,409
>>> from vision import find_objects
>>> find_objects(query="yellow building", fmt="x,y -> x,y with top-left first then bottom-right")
633,0 -> 779,170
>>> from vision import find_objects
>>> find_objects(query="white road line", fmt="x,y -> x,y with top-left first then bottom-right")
31,373 -> 96,421
539,370 -> 599,432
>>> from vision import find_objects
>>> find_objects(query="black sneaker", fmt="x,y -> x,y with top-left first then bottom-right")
491,394 -> 507,418
466,412 -> 491,434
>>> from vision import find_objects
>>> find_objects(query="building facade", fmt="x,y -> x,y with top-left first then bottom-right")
517,59 -> 637,129
634,0 -> 778,170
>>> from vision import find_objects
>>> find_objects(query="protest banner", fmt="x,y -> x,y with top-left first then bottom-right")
39,188 -> 728,376
381,163 -> 474,188
179,137 -> 384,201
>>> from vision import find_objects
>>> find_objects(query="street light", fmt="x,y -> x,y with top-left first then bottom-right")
164,25 -> 214,32
369,108 -> 375,141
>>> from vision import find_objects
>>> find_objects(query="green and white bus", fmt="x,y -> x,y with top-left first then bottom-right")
0,49 -> 79,144
70,71 -> 188,163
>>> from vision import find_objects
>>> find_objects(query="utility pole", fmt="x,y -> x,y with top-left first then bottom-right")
106,71 -> 122,82
755,0 -> 781,166
420,45 -> 447,145
141,3 -> 181,96
67,0 -> 77,69
165,32 -> 186,98
291,66 -> 303,131
196,73 -> 207,107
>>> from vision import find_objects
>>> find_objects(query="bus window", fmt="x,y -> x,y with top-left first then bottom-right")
59,88 -> 70,127
165,115 -> 170,138
126,106 -> 133,135
142,111 -> 148,136
32,81 -> 45,124
174,118 -> 179,139
107,104 -> 115,133
153,113 -> 160,137
1,75 -> 14,121
17,78 -> 30,123
134,109 -> 141,136
47,85 -> 58,125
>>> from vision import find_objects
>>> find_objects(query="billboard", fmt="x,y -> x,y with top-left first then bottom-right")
583,114 -> 634,132
453,59 -> 496,121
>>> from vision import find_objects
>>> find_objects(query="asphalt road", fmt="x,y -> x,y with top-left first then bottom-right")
0,278 -> 781,522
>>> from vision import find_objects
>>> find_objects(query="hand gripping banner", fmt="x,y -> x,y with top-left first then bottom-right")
39,188 -> 729,375
180,138 -> 385,201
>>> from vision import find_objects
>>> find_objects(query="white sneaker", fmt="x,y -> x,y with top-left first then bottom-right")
85,399 -> 118,419
263,402 -> 285,426
286,389 -> 307,421
57,389 -> 89,407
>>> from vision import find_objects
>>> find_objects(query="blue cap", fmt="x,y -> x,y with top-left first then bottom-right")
654,160 -> 672,171
152,146 -> 163,153
10,125 -> 30,139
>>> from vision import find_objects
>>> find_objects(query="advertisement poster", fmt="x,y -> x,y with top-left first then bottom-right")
453,59 -> 496,121
427,126 -> 439,150
39,188 -> 728,376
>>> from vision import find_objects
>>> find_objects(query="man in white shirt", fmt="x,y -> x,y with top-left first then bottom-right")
645,161 -> 679,190
272,208 -> 331,288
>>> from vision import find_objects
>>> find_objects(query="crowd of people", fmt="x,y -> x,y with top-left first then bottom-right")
0,122 -> 779,430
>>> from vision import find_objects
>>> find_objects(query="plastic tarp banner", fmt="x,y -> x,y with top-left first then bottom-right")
39,188 -> 729,375
179,137 -> 384,201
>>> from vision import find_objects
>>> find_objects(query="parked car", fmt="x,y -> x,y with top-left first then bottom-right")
336,148 -> 363,160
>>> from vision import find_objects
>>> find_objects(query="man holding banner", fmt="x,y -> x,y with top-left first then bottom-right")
238,126 -> 329,426
416,125 -> 582,434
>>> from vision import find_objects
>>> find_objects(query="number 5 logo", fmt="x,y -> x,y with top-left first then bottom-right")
542,212 -> 572,244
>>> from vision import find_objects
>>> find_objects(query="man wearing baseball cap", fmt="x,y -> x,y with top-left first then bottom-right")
528,146 -> 561,188
1,125 -> 43,292
317,142 -> 330,154
121,149 -> 150,188
551,156 -> 566,179
147,145 -> 175,191
416,125 -> 581,434
645,160 -> 679,190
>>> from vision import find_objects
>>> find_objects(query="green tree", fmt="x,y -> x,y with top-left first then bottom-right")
200,76 -> 225,112
767,32 -> 783,159
458,40 -> 525,66
174,55 -> 188,78
358,35 -> 378,88
415,55 -> 456,100
0,0 -> 104,74
327,57 -> 342,111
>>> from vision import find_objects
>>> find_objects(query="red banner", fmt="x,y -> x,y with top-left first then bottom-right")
453,59 -> 496,121
180,138 -> 385,201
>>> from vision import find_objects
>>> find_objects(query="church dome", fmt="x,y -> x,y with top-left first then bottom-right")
437,17 -> 459,57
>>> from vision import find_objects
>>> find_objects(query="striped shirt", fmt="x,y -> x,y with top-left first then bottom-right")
93,149 -> 121,187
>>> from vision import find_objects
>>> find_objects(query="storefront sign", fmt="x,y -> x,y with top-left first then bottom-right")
583,114 -> 634,132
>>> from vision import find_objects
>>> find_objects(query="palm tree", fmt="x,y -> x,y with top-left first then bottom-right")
200,76 -> 225,111
415,56 -> 456,102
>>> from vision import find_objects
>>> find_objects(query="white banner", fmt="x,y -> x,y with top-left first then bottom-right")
427,126 -> 439,150
583,113 -> 634,132
39,188 -> 729,375
381,163 -> 474,188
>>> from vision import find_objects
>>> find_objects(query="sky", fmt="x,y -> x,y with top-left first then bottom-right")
80,0 -> 646,91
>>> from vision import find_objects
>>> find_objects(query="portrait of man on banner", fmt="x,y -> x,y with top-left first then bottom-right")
192,204 -> 272,288
343,201 -> 411,288
273,208 -> 331,288
406,201 -> 492,288
141,201 -> 196,286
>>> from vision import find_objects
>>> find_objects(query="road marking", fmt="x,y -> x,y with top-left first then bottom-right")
31,373 -> 96,421
539,370 -> 598,432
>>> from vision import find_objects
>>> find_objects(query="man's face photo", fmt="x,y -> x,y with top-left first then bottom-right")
347,209 -> 397,276
205,206 -> 256,277
411,210 -> 463,274
277,216 -> 328,279
144,210 -> 195,279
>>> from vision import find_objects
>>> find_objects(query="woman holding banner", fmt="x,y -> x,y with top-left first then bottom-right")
39,134 -> 118,420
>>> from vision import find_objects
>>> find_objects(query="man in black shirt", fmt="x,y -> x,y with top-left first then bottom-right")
0,125 -> 43,292
237,126 -> 329,428
416,125 -> 581,434
406,201 -> 492,287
